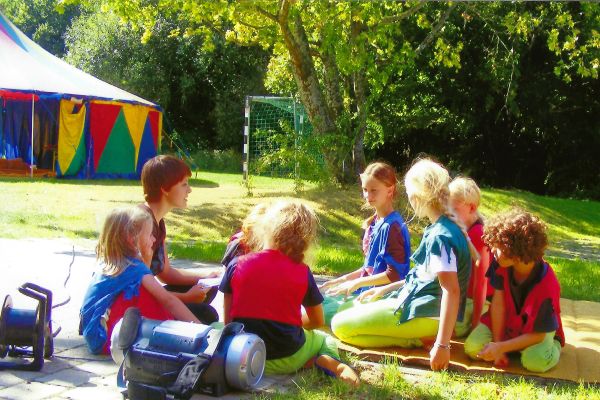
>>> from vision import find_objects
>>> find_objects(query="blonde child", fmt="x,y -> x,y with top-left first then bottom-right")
320,162 -> 411,323
464,210 -> 564,372
80,207 -> 200,354
449,177 -> 493,336
221,202 -> 270,268
332,158 -> 478,371
219,200 -> 359,386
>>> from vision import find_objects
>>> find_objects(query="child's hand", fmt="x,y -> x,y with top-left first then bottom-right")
319,278 -> 341,291
325,280 -> 358,299
186,285 -> 209,303
493,354 -> 509,368
203,270 -> 221,279
477,342 -> 505,363
429,345 -> 451,371
357,286 -> 384,303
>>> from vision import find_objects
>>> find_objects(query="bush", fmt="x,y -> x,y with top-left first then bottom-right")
191,149 -> 242,173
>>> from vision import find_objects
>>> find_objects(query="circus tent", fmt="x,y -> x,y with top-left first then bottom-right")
0,10 -> 161,178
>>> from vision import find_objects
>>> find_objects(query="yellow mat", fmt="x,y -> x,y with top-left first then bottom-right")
337,299 -> 600,383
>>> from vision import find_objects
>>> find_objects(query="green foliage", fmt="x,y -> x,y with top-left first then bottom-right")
0,0 -> 80,56
191,149 -> 241,174
63,6 -> 269,151
8,0 -> 600,198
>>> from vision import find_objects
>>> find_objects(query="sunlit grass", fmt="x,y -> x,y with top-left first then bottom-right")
254,361 -> 600,399
1,172 -> 599,301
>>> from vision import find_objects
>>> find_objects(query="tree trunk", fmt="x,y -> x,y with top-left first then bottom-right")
277,1 -> 348,181
353,70 -> 367,175
350,17 -> 367,176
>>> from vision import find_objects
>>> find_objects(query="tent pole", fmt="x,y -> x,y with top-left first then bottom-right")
30,94 -> 35,177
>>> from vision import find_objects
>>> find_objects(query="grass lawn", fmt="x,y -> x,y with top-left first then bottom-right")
260,363 -> 600,399
1,171 -> 597,300
1,172 -> 600,398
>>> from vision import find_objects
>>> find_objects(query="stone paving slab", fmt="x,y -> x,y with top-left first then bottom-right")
0,238 -> 293,400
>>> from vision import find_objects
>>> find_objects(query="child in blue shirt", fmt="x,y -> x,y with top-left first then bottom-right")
320,162 -> 411,323
80,207 -> 200,354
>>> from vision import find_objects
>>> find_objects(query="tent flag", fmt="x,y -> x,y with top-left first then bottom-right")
89,101 -> 121,171
122,103 -> 149,168
57,99 -> 86,176
96,109 -> 135,174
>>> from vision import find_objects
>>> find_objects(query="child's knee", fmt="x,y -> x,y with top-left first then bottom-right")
330,311 -> 352,340
464,324 -> 490,359
520,338 -> 561,373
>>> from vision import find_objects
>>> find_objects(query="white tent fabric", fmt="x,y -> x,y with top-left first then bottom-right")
0,11 -> 154,106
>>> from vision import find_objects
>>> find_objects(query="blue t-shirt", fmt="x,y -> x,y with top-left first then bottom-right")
363,210 -> 411,280
80,258 -> 152,353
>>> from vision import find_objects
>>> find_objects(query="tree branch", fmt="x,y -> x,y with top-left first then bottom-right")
237,19 -> 271,31
254,5 -> 278,22
416,4 -> 458,55
464,3 -> 509,52
379,2 -> 427,25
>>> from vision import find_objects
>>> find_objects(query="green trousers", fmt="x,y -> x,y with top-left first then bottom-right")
464,324 -> 561,372
265,329 -> 340,375
331,298 -> 439,348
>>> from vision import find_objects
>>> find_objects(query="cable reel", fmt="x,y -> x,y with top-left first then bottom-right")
0,283 -> 54,371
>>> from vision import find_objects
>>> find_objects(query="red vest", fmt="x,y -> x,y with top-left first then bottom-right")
482,261 -> 565,346
230,249 -> 308,326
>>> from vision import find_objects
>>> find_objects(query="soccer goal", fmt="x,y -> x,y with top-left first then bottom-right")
243,96 -> 322,183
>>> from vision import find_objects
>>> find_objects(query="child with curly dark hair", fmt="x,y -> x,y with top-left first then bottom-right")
464,209 -> 565,372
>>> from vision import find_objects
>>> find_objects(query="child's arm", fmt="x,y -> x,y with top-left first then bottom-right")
302,304 -> 325,329
156,247 -> 220,286
489,289 -> 506,342
471,246 -> 490,329
430,271 -> 460,371
141,275 -> 200,323
319,268 -> 363,290
325,271 -> 392,298
478,332 -> 547,363
356,279 -> 404,302
223,293 -> 232,324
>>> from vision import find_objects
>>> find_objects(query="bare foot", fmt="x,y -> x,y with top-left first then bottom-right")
315,355 -> 360,387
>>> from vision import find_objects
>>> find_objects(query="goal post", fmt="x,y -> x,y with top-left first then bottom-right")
243,95 -> 322,184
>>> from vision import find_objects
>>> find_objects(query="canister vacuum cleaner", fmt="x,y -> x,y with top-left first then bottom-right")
110,307 -> 266,399
0,283 -> 54,371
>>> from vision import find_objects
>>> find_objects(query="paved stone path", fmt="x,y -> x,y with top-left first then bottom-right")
0,238 -> 292,399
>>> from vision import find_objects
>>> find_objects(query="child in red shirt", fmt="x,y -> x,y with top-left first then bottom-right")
220,200 -> 359,386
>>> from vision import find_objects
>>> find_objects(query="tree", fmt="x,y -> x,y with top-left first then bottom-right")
64,8 -> 269,150
0,0 -> 79,57
61,0 -> 461,181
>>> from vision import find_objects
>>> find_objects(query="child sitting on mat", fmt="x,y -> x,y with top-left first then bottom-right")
219,200 -> 359,385
320,161 -> 411,324
464,209 -> 565,372
80,207 -> 200,354
449,177 -> 493,336
331,158 -> 479,371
